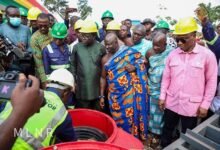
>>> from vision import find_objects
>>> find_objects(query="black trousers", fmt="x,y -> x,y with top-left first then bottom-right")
161,109 -> 197,148
75,98 -> 101,111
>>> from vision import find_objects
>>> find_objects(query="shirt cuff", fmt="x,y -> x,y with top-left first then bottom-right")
200,99 -> 212,110
159,93 -> 166,100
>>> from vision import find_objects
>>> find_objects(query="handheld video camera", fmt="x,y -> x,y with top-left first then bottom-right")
0,35 -> 34,76
0,35 -> 25,59
0,71 -> 32,100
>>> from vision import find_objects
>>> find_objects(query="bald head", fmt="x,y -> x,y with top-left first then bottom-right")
133,24 -> 146,35
152,32 -> 167,54
153,32 -> 166,43
105,33 -> 117,42
105,33 -> 119,54
132,24 -> 146,44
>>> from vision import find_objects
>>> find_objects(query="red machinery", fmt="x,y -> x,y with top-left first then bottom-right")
42,109 -> 144,150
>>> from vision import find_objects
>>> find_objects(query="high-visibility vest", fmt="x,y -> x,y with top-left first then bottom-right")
0,91 -> 68,150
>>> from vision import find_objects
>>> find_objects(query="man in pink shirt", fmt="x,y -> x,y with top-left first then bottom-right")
159,17 -> 218,148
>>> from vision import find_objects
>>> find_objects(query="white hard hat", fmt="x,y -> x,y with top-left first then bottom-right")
47,68 -> 74,89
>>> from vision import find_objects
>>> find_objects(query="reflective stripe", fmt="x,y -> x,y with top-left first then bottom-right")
47,44 -> 54,53
37,105 -> 67,142
0,104 -> 43,149
47,83 -> 68,90
0,119 -> 43,148
206,35 -> 219,45
19,128 -> 43,148
50,64 -> 70,70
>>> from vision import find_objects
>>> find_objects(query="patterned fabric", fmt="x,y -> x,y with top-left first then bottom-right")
148,48 -> 172,135
149,95 -> 164,135
105,47 -> 148,140
30,30 -> 53,82
131,39 -> 152,56
148,47 -> 172,96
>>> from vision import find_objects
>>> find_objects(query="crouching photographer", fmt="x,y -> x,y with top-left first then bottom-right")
0,74 -> 43,150
0,69 -> 76,150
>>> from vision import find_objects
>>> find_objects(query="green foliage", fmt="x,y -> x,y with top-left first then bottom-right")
43,0 -> 68,17
77,0 -> 92,20
156,16 -> 177,26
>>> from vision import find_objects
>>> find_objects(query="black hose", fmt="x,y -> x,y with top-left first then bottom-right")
74,126 -> 108,141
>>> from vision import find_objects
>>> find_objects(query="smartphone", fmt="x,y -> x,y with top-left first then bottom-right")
67,8 -> 77,13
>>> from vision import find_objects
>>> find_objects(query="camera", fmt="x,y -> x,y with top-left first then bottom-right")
0,71 -> 32,100
0,35 -> 35,76
0,35 -> 25,59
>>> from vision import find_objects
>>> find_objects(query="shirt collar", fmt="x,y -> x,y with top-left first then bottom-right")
51,41 -> 69,51
46,87 -> 61,98
177,43 -> 199,54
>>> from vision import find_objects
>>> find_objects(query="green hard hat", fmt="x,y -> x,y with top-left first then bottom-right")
155,20 -> 170,30
51,23 -> 68,39
101,10 -> 114,19
19,7 -> 28,17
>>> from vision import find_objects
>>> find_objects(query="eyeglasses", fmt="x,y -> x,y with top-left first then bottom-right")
81,33 -> 93,39
175,38 -> 187,44
175,33 -> 194,44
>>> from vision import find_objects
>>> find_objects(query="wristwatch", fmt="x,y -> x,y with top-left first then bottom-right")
99,95 -> 105,99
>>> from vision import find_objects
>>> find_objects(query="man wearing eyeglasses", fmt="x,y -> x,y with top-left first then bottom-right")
159,17 -> 218,148
70,20 -> 106,110
31,13 -> 53,89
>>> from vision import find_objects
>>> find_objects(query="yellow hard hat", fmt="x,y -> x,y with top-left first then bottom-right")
79,20 -> 98,33
74,19 -> 84,30
106,20 -> 121,30
173,17 -> 198,35
0,10 -> 3,15
27,7 -> 41,20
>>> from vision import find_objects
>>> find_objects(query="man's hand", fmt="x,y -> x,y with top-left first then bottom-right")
17,42 -> 26,51
65,8 -> 77,14
197,107 -> 208,118
158,100 -> 165,111
99,98 -> 105,109
125,64 -> 136,73
195,7 -> 208,25
11,74 -> 43,118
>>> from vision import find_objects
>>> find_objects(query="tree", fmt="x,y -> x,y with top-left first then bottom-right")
43,0 -> 68,18
77,0 -> 92,20
156,16 -> 177,26
198,2 -> 220,23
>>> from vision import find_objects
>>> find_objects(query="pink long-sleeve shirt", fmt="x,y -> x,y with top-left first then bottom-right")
160,44 -> 217,117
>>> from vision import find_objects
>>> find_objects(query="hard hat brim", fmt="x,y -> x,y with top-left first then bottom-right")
52,33 -> 68,39
101,17 -> 114,20
173,30 -> 197,35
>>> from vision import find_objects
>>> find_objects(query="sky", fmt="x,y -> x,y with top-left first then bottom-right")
68,0 -> 220,23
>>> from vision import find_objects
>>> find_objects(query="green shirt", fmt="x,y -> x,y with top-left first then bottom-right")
70,42 -> 106,100
30,30 -> 53,82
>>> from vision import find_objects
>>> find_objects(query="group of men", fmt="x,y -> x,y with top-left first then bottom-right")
0,5 -> 219,150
